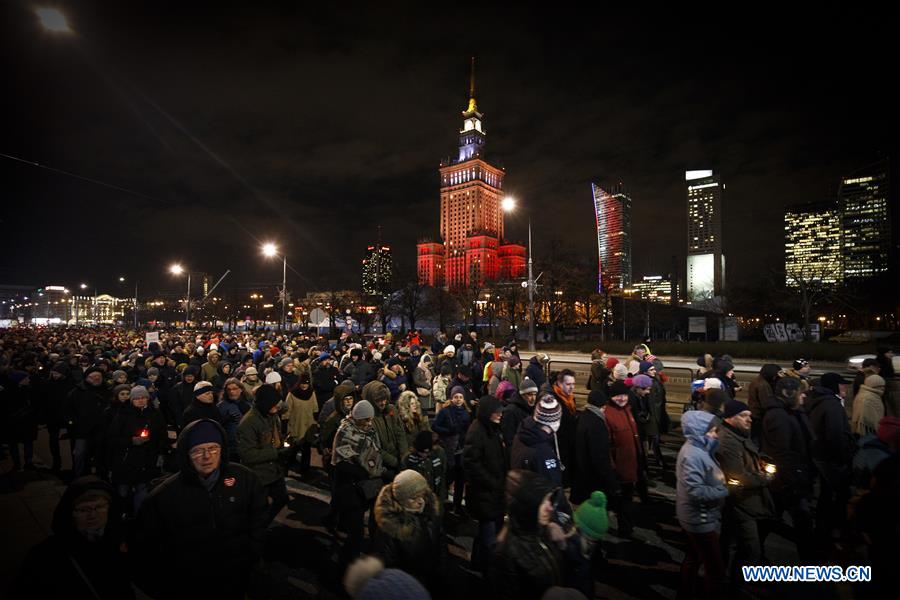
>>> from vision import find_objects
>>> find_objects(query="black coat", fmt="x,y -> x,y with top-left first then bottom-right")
761,394 -> 815,498
571,405 -> 618,504
182,399 -> 224,428
312,364 -> 340,404
373,487 -> 444,587
107,404 -> 166,484
806,386 -> 856,481
63,381 -> 108,439
463,398 -> 509,520
500,392 -> 533,449
131,419 -> 268,599
716,422 -> 775,521
525,358 -> 546,389
492,530 -> 563,600
167,381 -> 195,428
37,374 -> 73,425
510,417 -> 563,486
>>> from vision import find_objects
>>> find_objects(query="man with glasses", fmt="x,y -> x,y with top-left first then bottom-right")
132,419 -> 268,598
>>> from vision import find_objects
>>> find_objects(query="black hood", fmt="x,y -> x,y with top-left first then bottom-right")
175,419 -> 229,483
477,395 -> 502,427
506,469 -> 556,534
805,386 -> 835,413
51,476 -> 120,538
759,364 -> 782,386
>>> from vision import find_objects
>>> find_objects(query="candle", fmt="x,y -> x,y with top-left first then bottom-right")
727,479 -> 741,486
763,462 -> 776,475
283,441 -> 290,448
139,428 -> 150,438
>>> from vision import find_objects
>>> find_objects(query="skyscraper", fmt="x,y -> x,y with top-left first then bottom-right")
686,170 -> 725,301
362,240 -> 393,296
784,200 -> 843,286
840,159 -> 891,280
417,58 -> 525,289
591,182 -> 632,293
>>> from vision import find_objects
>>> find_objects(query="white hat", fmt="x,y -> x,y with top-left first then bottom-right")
193,381 -> 213,393
444,345 -> 456,355
244,366 -> 258,376
703,378 -> 723,391
265,371 -> 282,384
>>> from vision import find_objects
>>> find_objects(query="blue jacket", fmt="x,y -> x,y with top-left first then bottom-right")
525,358 -> 546,389
510,417 -> 563,486
217,399 -> 244,460
433,404 -> 471,459
676,411 -> 729,533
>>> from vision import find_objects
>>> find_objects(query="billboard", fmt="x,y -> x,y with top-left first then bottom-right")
687,253 -> 714,300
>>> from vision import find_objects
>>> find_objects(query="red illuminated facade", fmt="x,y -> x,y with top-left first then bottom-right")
417,59 -> 525,289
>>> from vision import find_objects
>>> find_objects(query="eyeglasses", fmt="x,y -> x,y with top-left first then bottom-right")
189,446 -> 222,458
73,503 -> 109,516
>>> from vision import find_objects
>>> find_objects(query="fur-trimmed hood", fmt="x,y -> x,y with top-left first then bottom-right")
374,484 -> 441,541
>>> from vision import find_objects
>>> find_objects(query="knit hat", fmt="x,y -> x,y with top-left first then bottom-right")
265,371 -> 282,384
638,360 -> 654,374
352,400 -> 375,420
609,381 -> 629,397
574,490 -> 609,540
83,366 -> 103,379
319,352 -> 332,361
632,374 -> 653,389
413,430 -> 434,453
244,366 -> 258,376
185,420 -> 223,450
507,355 -> 521,367
392,469 -> 428,502
448,386 -> 465,400
612,364 -> 628,380
722,399 -> 750,419
605,357 -> 619,369
333,382 -> 356,404
129,385 -> 150,400
775,376 -> 802,399
496,380 -> 516,401
255,384 -> 281,414
279,357 -> 293,368
818,372 -> 849,395
344,556 -> 430,600
587,390 -> 608,408
534,395 -> 562,428
112,369 -> 127,381
519,377 -> 539,394
443,345 -> 456,355
113,383 -> 131,398
703,378 -> 723,391
793,358 -> 809,370
183,365 -> 200,378
193,381 -> 213,397
372,351 -> 383,362
398,347 -> 410,356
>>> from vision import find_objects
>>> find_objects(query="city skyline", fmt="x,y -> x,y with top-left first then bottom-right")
2,3 -> 893,297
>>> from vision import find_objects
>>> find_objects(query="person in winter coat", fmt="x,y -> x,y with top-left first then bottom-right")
132,419 -> 268,598
63,367 -> 109,478
587,349 -> 609,392
332,400 -> 385,572
373,470 -> 445,590
807,373 -> 856,544
502,355 -> 523,392
237,384 -> 290,524
605,381 -> 643,536
38,362 -> 73,472
487,360 -> 504,397
625,344 -> 649,377
500,378 -> 538,448
3,371 -> 38,471
492,469 -> 564,600
107,386 -> 166,515
525,355 -> 548,390
852,374 -> 886,438
277,356 -> 299,398
182,380 -> 224,427
404,430 -> 448,504
432,386 -> 471,513
412,354 -> 435,412
379,363 -> 408,403
761,376 -> 815,560
241,366 -> 263,396
200,349 -> 222,383
629,373 -> 655,462
320,383 -> 356,470
217,377 -> 249,461
431,363 -> 453,412
343,347 -> 375,389
852,415 -> 900,490
210,361 -> 234,394
511,395 -> 565,486
716,400 -> 775,583
313,353 -> 340,409
463,395 -> 509,572
283,373 -> 319,476
362,380 -> 408,476
167,365 -> 199,429
549,369 -> 578,487
676,410 -> 729,600
397,391 -> 431,449
572,390 -> 618,505
12,477 -> 133,599
747,364 -> 781,444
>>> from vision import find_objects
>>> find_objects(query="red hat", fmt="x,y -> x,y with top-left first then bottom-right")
605,357 -> 619,369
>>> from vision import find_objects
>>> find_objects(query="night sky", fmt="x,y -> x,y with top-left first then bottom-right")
2,1 -> 892,298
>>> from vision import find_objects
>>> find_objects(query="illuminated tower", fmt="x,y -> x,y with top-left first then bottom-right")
362,231 -> 394,296
591,182 -> 632,292
686,170 -> 725,301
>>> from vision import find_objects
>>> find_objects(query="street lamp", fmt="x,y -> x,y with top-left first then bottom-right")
169,264 -> 191,326
35,8 -> 71,33
262,242 -> 288,332
503,196 -> 537,352
119,276 -> 139,330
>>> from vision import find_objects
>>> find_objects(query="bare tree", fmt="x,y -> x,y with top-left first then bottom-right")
785,261 -> 845,341
376,292 -> 398,334
425,286 -> 459,332
398,279 -> 430,333
325,290 -> 351,336
496,281 -> 525,339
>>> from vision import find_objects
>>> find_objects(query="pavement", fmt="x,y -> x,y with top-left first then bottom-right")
4,421 -> 874,600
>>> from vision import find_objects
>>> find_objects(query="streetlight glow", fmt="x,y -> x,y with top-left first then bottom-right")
169,264 -> 184,275
36,8 -> 71,32
262,243 -> 278,258
501,196 -> 516,212
80,283 -> 87,290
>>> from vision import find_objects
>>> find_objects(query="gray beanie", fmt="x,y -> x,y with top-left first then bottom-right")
519,377 -> 539,394
352,400 -> 375,420
129,385 -> 150,400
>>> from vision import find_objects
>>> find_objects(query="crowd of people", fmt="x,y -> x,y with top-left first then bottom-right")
1,326 -> 897,599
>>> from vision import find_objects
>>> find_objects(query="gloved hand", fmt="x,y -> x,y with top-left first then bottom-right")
132,436 -> 150,446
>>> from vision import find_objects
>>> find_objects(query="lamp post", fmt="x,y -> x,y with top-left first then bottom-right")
169,264 -> 191,326
502,196 -> 537,352
119,276 -> 139,330
262,243 -> 287,332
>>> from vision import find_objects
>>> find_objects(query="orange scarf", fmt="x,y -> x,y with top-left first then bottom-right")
553,383 -> 576,415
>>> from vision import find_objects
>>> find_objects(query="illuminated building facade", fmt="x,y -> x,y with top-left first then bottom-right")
630,275 -> 679,305
417,59 -> 525,289
362,242 -> 393,296
591,182 -> 632,293
686,170 -> 725,301
840,160 -> 891,280
784,200 -> 843,286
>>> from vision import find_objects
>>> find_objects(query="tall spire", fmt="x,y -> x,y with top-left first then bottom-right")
464,56 -> 479,115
